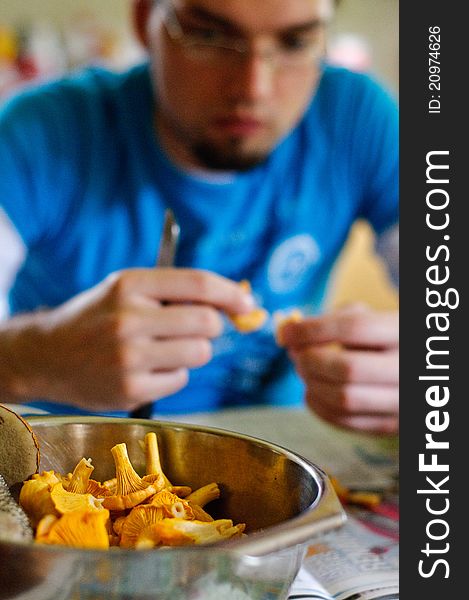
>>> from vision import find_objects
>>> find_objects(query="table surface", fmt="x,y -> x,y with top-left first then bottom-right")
155,405 -> 399,491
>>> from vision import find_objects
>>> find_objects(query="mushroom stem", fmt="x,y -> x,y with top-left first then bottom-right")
67,458 -> 94,494
186,483 -> 220,507
144,433 -> 171,487
111,443 -> 149,495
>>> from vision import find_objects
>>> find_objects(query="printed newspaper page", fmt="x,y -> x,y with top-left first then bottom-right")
288,514 -> 399,600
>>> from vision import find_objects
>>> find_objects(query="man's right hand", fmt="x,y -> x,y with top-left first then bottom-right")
0,269 -> 255,412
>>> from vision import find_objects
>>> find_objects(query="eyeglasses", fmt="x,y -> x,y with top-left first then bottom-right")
160,1 -> 326,70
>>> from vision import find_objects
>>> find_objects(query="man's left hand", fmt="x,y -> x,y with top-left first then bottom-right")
278,305 -> 399,434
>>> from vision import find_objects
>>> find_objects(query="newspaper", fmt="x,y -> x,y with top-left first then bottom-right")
288,514 -> 399,600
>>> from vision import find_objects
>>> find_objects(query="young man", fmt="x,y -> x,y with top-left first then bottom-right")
0,0 -> 398,433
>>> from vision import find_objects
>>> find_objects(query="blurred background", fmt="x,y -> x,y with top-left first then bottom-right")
0,0 -> 398,315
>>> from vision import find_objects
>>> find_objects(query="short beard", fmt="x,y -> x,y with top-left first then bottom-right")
191,138 -> 270,172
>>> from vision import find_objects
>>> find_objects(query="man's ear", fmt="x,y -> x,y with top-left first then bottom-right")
132,0 -> 155,49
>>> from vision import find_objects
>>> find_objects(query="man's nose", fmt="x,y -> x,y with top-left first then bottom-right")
229,51 -> 274,102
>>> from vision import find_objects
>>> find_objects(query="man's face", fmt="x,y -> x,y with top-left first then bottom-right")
144,0 -> 333,170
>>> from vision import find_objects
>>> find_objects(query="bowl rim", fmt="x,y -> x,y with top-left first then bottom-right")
1,415 -> 346,558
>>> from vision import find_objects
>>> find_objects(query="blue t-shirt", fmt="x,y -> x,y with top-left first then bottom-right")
0,63 -> 398,416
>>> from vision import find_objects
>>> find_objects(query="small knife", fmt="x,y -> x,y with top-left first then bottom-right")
130,209 -> 180,419
155,208 -> 180,269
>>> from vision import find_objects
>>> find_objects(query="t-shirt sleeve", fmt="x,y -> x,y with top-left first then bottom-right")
351,75 -> 399,234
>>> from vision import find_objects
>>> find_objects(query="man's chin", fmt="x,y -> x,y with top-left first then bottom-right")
191,140 -> 271,172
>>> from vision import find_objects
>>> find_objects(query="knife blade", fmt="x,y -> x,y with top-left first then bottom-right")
155,209 -> 180,268
130,209 -> 180,419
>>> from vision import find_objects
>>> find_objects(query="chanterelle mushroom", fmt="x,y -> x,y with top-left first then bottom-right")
65,458 -> 94,494
149,490 -> 194,520
36,509 -> 110,549
185,483 -> 220,522
50,482 -> 105,514
186,483 -> 220,507
227,280 -> 268,333
135,518 -> 245,548
63,458 -> 110,498
143,432 -> 172,488
102,443 -> 162,511
118,504 -> 165,548
19,473 -> 61,527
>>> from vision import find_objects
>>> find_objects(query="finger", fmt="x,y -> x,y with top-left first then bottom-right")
279,307 -> 399,349
111,305 -> 224,339
108,269 -> 256,315
310,404 -> 399,434
118,337 -> 213,372
305,388 -> 399,434
123,368 -> 190,407
306,379 -> 399,415
291,346 -> 399,385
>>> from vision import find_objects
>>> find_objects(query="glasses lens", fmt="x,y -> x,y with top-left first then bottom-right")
164,3 -> 323,68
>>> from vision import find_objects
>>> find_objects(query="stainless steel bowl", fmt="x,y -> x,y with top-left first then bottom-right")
0,416 -> 346,600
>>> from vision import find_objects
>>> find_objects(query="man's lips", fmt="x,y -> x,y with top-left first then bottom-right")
212,116 -> 266,136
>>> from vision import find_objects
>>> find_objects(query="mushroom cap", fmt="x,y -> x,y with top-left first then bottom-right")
19,478 -> 59,528
65,458 -> 94,494
36,509 -> 111,549
50,483 -> 105,514
119,504 -> 165,548
149,490 -> 194,519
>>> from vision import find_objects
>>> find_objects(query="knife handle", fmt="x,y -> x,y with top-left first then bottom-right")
130,403 -> 154,419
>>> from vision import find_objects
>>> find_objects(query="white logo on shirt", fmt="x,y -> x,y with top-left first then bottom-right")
268,234 -> 320,293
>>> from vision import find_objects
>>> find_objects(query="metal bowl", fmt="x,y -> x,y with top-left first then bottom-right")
0,416 -> 346,600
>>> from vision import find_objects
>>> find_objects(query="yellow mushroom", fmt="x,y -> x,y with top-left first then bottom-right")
227,280 -> 268,333
119,504 -> 165,548
35,514 -> 59,542
186,483 -> 220,507
36,510 -> 110,549
33,471 -> 63,486
102,443 -> 160,511
59,459 -> 109,498
108,532 -> 121,547
346,490 -> 382,509
143,432 -> 172,488
149,490 -> 194,520
102,478 -> 117,495
168,485 -> 192,498
188,503 -> 214,522
50,482 -> 105,514
19,476 -> 59,528
329,475 -> 350,504
112,515 -> 127,537
63,458 -> 110,498
229,307 -> 268,333
135,518 -> 246,548
18,437 -> 246,552
86,479 -> 112,498
64,458 -> 94,494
